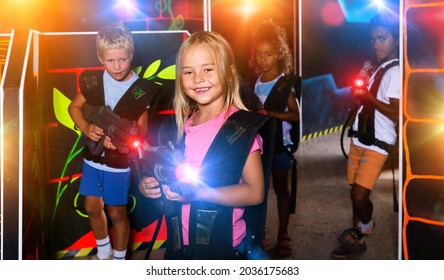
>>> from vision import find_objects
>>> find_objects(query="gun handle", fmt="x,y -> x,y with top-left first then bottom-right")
158,188 -> 176,217
86,135 -> 105,156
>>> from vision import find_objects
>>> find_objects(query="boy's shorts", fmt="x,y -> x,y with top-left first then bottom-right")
272,151 -> 293,170
347,142 -> 388,190
79,162 -> 131,206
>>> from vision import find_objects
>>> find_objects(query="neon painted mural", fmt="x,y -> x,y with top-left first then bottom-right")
120,0 -> 201,31
34,31 -> 185,259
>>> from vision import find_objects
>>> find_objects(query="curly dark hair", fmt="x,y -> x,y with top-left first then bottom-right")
249,18 -> 293,75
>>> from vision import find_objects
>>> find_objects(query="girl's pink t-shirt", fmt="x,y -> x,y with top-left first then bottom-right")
181,106 -> 263,247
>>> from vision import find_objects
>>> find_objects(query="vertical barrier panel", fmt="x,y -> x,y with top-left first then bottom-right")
0,32 -> 12,259
403,1 -> 444,259
30,31 -> 186,259
22,30 -> 46,260
1,30 -> 29,260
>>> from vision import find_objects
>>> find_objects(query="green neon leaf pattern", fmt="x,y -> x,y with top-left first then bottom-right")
143,59 -> 161,79
133,66 -> 142,76
51,87 -> 85,227
157,65 -> 176,80
53,88 -> 80,135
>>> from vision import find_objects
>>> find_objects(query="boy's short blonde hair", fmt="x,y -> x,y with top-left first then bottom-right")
96,22 -> 135,59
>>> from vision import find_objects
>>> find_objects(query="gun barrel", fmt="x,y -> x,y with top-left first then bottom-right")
83,105 -> 141,154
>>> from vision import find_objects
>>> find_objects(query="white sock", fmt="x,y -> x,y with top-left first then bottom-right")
96,236 -> 113,259
113,249 -> 126,260
358,220 -> 374,233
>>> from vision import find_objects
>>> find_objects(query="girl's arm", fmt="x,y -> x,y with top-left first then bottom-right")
164,149 -> 265,207
265,92 -> 299,122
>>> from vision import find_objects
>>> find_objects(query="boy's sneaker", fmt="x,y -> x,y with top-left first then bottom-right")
337,220 -> 375,245
337,227 -> 364,245
331,238 -> 367,259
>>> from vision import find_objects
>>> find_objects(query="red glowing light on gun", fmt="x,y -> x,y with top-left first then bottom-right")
129,138 -> 142,149
354,78 -> 365,88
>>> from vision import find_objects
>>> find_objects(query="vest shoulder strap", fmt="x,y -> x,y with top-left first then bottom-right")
200,110 -> 272,187
367,60 -> 399,98
264,74 -> 298,111
113,78 -> 161,121
79,70 -> 105,106
79,70 -> 161,121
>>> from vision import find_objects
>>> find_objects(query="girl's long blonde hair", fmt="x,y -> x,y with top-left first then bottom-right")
174,31 -> 247,141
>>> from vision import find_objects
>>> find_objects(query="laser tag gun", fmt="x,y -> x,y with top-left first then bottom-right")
341,59 -> 374,158
130,141 -> 198,217
352,59 -> 374,97
82,104 -> 143,156
132,141 -> 197,259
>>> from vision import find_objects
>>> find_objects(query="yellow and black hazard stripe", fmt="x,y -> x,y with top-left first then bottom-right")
54,240 -> 167,259
301,125 -> 343,141
54,247 -> 95,259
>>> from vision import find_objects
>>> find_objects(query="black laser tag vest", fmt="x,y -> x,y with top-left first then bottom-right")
262,74 -> 302,214
263,73 -> 302,154
79,70 -> 161,168
165,110 -> 275,260
349,60 -> 399,152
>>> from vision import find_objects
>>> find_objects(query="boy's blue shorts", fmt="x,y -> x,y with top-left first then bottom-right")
79,162 -> 131,206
